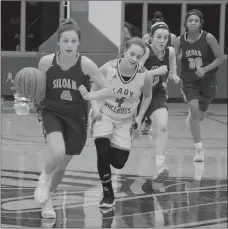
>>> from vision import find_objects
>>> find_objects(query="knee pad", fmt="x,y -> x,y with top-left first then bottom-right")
94,138 -> 110,154
110,147 -> 130,169
94,138 -> 111,181
94,138 -> 111,164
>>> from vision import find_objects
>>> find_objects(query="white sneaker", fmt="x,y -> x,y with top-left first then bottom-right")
40,218 -> 56,228
141,122 -> 152,134
34,171 -> 51,205
41,198 -> 56,219
152,165 -> 170,182
193,148 -> 204,162
193,161 -> 204,180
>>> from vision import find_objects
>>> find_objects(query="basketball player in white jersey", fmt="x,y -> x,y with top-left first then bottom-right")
80,37 -> 168,208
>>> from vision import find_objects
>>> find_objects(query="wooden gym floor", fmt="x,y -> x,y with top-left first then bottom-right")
1,101 -> 227,228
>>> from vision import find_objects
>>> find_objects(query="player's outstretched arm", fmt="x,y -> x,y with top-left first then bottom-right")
81,57 -> 114,100
89,82 -> 101,116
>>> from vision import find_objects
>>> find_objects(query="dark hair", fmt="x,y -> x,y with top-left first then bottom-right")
149,11 -> 169,36
57,18 -> 81,41
118,37 -> 146,58
151,11 -> 165,25
150,22 -> 169,36
185,9 -> 204,30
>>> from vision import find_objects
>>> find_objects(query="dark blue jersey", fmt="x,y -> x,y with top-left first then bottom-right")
180,30 -> 218,83
144,45 -> 170,93
42,53 -> 90,117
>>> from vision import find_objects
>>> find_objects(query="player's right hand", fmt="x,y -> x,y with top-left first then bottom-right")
154,65 -> 168,76
78,85 -> 90,100
90,109 -> 102,121
133,116 -> 142,139
9,79 -> 16,92
93,111 -> 102,121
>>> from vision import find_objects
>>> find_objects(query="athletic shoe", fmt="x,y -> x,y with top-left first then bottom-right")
99,187 -> 115,208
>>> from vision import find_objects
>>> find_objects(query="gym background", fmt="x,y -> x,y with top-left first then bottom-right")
1,0 -> 227,102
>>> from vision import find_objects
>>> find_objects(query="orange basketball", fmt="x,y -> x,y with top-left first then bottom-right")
14,67 -> 46,102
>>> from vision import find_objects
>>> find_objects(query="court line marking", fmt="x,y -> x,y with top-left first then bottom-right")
1,185 -> 227,213
1,200 -> 227,224
165,217 -> 228,228
206,116 -> 227,125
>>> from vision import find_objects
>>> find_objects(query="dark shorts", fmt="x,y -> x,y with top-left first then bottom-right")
181,80 -> 217,112
145,89 -> 168,120
137,89 -> 168,123
38,109 -> 87,155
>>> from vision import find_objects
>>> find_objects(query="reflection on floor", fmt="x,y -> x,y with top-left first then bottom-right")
1,102 -> 227,228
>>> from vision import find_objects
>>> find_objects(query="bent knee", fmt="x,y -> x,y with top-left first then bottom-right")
189,109 -> 200,120
198,111 -> 205,122
110,147 -> 130,169
157,124 -> 168,134
46,132 -> 66,158
188,101 -> 199,114
112,162 -> 125,169
51,145 -> 65,159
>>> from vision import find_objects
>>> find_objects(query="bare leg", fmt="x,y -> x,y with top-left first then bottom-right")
50,155 -> 73,193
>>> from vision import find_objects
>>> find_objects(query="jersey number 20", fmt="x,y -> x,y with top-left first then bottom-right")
188,57 -> 202,69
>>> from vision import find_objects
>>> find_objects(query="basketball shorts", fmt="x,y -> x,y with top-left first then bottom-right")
143,89 -> 168,121
39,110 -> 87,155
181,80 -> 217,112
92,114 -> 135,150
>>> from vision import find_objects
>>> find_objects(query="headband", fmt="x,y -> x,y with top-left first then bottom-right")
186,11 -> 203,21
150,22 -> 169,35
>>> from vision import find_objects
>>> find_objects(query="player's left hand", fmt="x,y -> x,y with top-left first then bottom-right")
169,72 -> 181,84
92,110 -> 103,121
133,116 -> 142,138
162,82 -> 168,89
196,67 -> 206,78
78,85 -> 91,100
8,79 -> 16,92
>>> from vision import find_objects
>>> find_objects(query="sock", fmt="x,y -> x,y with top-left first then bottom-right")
194,163 -> 204,180
101,178 -> 113,191
156,155 -> 165,167
39,170 -> 52,186
195,142 -> 203,150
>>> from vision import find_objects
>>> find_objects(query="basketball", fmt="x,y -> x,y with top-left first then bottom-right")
14,67 -> 46,102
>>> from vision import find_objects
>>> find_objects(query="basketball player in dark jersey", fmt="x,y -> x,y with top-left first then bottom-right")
143,11 -> 178,53
34,18 -> 112,218
177,9 -> 224,162
140,22 -> 180,182
141,11 -> 178,134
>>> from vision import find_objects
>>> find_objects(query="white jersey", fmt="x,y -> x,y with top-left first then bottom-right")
100,59 -> 147,120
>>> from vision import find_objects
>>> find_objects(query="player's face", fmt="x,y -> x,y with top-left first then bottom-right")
58,30 -> 80,56
124,44 -> 145,67
151,29 -> 169,51
186,15 -> 201,32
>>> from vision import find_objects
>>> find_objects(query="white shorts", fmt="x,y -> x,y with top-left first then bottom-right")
92,114 -> 135,150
